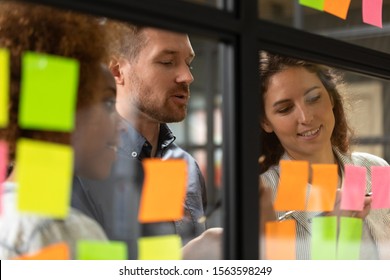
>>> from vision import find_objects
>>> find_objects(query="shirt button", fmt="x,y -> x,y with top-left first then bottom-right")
131,152 -> 138,158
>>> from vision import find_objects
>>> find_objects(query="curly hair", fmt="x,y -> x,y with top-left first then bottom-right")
259,51 -> 354,173
0,1 -> 109,161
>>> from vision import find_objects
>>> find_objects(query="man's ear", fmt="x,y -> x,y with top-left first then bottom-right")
261,119 -> 273,133
109,56 -> 125,85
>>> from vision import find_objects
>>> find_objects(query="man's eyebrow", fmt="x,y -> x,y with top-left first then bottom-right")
159,49 -> 195,58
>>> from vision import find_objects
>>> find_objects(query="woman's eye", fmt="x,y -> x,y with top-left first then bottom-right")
276,106 -> 292,114
104,98 -> 116,112
306,94 -> 321,103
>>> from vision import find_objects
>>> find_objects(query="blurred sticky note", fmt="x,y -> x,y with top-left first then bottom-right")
299,0 -> 325,11
274,160 -> 308,211
340,165 -> 366,211
337,217 -> 363,260
371,166 -> 390,209
311,216 -> 337,260
306,164 -> 338,211
12,242 -> 70,260
324,0 -> 351,19
0,141 -> 7,183
138,235 -> 182,260
77,240 -> 127,260
362,0 -> 383,28
19,51 -> 79,131
138,159 -> 187,223
265,220 -> 296,260
0,48 -> 9,128
0,141 -> 8,215
16,138 -> 73,218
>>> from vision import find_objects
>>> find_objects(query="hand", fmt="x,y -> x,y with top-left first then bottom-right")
324,189 -> 372,219
182,227 -> 223,260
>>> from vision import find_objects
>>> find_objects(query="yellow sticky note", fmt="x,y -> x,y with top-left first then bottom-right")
16,138 -> 73,218
12,242 -> 70,260
265,220 -> 296,260
138,235 -> 182,260
77,240 -> 127,260
0,48 -> 9,128
324,0 -> 351,19
274,160 -> 309,211
19,52 -> 79,131
306,164 -> 338,211
138,159 -> 187,223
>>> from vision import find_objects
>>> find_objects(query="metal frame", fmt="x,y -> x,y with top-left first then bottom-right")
23,0 -> 390,259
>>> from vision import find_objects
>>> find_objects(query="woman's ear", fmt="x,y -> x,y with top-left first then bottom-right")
261,119 -> 273,133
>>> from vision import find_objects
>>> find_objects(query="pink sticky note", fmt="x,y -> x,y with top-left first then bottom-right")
362,0 -> 383,28
371,166 -> 390,209
340,165 -> 366,211
0,141 -> 7,183
0,141 -> 8,215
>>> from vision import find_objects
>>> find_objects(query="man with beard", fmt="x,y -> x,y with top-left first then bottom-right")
71,24 -> 207,259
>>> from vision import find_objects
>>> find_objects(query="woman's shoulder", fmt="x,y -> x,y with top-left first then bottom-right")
351,151 -> 389,167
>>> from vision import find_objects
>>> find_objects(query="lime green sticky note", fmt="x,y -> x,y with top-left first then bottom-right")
19,51 -> 79,131
76,240 -> 127,260
0,48 -> 10,128
337,217 -> 363,260
299,0 -> 325,11
16,138 -> 73,218
138,235 -> 182,260
311,216 -> 337,260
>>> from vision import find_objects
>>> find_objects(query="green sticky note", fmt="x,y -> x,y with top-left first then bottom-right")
19,51 -> 79,131
138,235 -> 182,260
0,48 -> 10,128
299,0 -> 325,11
77,240 -> 127,260
311,216 -> 337,260
16,138 -> 73,218
337,217 -> 363,260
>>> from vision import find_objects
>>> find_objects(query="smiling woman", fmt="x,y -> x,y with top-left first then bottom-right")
259,51 -> 390,260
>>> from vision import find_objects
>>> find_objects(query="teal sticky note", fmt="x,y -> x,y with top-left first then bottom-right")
77,240 -> 128,260
19,51 -> 79,131
299,0 -> 325,11
0,48 -> 10,128
337,217 -> 363,260
16,138 -> 73,218
311,216 -> 337,260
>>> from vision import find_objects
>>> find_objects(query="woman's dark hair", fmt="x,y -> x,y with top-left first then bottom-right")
259,51 -> 353,173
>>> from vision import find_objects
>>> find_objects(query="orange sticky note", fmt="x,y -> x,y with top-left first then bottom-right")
138,159 -> 187,223
265,220 -> 296,260
12,242 -> 70,260
324,0 -> 351,19
274,160 -> 309,211
306,164 -> 338,211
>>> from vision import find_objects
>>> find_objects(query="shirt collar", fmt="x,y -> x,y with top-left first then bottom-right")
118,118 -> 176,158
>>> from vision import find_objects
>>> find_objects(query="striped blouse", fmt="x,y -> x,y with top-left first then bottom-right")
0,182 -> 107,259
260,147 -> 390,260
